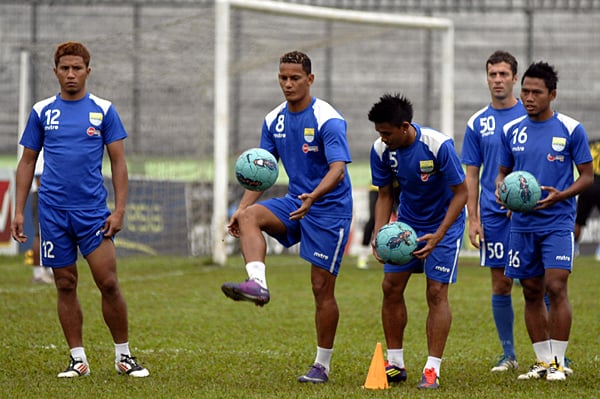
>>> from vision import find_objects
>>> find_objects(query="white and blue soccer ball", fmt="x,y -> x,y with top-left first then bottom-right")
235,148 -> 279,191
375,221 -> 418,265
499,170 -> 541,212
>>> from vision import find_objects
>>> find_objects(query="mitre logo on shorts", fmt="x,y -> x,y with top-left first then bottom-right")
89,112 -> 103,126
304,128 -> 315,143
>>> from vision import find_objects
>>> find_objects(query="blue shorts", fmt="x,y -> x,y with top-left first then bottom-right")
504,230 -> 574,280
480,214 -> 510,268
383,219 -> 464,284
38,205 -> 111,268
260,196 -> 352,276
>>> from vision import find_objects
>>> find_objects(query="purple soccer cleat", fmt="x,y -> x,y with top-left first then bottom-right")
221,279 -> 270,306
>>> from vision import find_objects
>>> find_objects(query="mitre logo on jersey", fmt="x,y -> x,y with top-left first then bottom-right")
304,128 -> 315,143
551,137 -> 566,152
89,112 -> 103,127
419,160 -> 434,173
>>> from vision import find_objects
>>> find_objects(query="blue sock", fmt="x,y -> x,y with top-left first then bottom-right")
544,293 -> 551,311
492,294 -> 515,359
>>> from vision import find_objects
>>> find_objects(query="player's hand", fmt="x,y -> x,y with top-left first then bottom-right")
103,212 -> 123,237
412,232 -> 441,260
535,185 -> 558,209
289,193 -> 314,220
371,239 -> 385,264
227,211 -> 241,238
468,220 -> 482,249
10,214 -> 27,243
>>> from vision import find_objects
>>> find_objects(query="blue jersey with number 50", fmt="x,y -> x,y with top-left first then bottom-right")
462,100 -> 526,221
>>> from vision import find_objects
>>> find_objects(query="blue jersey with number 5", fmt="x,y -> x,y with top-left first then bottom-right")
370,123 -> 465,230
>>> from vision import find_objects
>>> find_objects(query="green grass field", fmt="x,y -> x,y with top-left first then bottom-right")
1,254 -> 598,399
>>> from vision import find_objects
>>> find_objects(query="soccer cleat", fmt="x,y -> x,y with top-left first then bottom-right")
491,355 -> 518,372
57,356 -> 90,378
417,367 -> 439,389
115,354 -> 150,377
517,361 -> 549,380
384,361 -> 407,383
546,358 -> 566,381
298,363 -> 329,383
221,279 -> 270,306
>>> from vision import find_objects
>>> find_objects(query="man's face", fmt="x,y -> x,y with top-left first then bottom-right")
520,76 -> 555,120
278,63 -> 313,104
54,55 -> 90,100
487,61 -> 517,102
374,122 -> 411,150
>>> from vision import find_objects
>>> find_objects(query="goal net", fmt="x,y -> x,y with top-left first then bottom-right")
11,1 -> 453,262
211,0 -> 454,263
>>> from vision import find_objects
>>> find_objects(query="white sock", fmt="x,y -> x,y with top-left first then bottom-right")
386,348 -> 405,369
424,356 -> 442,376
533,340 -> 552,364
115,342 -> 131,361
550,339 -> 568,366
70,347 -> 87,364
245,261 -> 267,288
315,346 -> 333,374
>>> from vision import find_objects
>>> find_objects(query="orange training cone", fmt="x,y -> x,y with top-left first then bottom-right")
363,342 -> 389,390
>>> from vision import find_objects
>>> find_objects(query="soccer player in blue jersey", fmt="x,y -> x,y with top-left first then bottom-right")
461,50 -> 525,372
11,41 -> 148,378
368,93 -> 467,389
496,61 -> 593,381
221,51 -> 353,384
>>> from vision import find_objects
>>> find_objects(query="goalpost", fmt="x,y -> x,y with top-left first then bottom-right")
212,0 -> 454,265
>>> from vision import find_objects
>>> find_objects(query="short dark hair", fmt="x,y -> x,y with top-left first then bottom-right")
522,61 -> 558,92
486,50 -> 518,76
54,41 -> 91,67
368,93 -> 413,127
280,51 -> 311,75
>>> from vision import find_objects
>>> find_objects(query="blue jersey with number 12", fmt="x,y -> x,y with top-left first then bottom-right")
19,92 -> 128,211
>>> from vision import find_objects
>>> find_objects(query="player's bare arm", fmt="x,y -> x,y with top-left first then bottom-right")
104,140 -> 128,237
465,165 -> 483,247
371,183 -> 395,262
11,148 -> 39,242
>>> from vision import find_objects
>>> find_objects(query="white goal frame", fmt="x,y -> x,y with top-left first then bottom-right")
212,0 -> 454,265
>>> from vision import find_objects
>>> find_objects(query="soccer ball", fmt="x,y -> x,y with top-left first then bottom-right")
235,148 -> 279,191
499,170 -> 542,212
374,221 -> 418,265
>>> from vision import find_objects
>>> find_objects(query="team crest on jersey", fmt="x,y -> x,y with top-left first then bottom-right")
89,112 -> 103,127
419,160 -> 434,173
551,137 -> 566,152
304,128 -> 315,143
